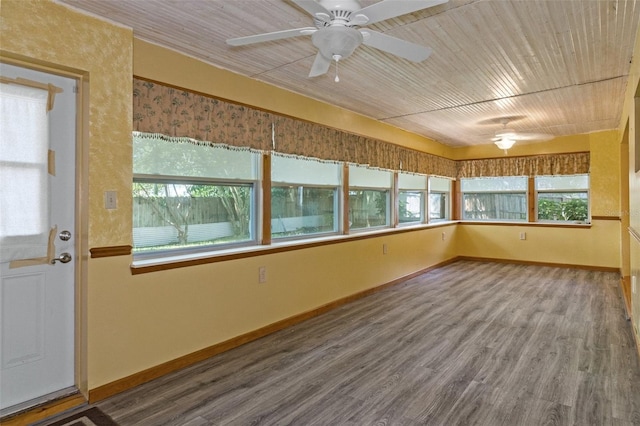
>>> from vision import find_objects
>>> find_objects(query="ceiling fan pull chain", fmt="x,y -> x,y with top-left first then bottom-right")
333,54 -> 340,83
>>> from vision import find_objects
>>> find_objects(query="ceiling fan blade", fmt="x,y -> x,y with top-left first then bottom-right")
361,30 -> 432,62
291,0 -> 331,18
227,27 -> 316,46
495,128 -> 517,138
356,0 -> 449,25
309,52 -> 332,77
511,133 -> 554,141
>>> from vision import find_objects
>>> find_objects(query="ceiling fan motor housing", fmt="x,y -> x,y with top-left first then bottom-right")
318,0 -> 362,14
495,128 -> 517,139
315,0 -> 363,27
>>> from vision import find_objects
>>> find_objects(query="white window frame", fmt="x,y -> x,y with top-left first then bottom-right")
398,172 -> 428,226
460,176 -> 528,222
348,165 -> 393,231
270,154 -> 342,241
428,176 -> 452,223
271,183 -> 341,241
132,175 -> 260,257
132,133 -> 261,258
535,174 -> 590,224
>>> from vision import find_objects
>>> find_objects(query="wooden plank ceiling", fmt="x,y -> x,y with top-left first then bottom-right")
58,0 -> 640,147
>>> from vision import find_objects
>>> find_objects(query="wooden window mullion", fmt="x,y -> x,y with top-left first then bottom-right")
528,176 -> 535,222
342,164 -> 350,235
262,153 -> 272,244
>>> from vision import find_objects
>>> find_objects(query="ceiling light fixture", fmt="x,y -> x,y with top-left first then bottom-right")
494,137 -> 516,151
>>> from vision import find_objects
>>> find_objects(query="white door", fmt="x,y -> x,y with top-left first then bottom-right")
0,63 -> 77,414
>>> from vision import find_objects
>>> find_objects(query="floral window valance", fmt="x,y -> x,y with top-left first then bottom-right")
456,152 -> 590,178
133,78 -> 589,179
133,78 -> 457,178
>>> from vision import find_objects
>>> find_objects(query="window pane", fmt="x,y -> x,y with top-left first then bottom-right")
463,193 -> 527,220
272,155 -> 340,185
0,164 -> 47,237
0,84 -> 50,261
461,176 -> 527,192
461,177 -> 527,221
429,193 -> 449,221
133,181 -> 253,252
271,186 -> 337,238
398,173 -> 427,190
536,174 -> 589,222
349,165 -> 392,188
349,189 -> 389,229
133,133 -> 259,179
429,176 -> 452,192
399,191 -> 424,223
535,174 -> 589,190
537,192 -> 588,222
429,177 -> 451,222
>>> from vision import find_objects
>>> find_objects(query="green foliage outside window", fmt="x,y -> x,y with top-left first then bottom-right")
537,197 -> 588,222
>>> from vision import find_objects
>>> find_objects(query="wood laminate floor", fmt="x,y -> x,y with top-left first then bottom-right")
93,261 -> 640,425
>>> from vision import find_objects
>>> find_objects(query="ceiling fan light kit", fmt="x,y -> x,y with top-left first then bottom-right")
226,0 -> 449,79
494,138 -> 516,151
491,118 -> 552,153
312,26 -> 362,60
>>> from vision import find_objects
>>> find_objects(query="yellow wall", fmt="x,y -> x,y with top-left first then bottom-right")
626,34 -> 640,340
616,15 -> 640,343
590,130 -> 622,217
1,0 -> 632,396
456,129 -> 621,270
457,221 -> 620,268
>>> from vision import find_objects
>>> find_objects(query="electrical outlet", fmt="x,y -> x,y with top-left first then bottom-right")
441,232 -> 446,241
104,191 -> 117,209
519,232 -> 526,240
383,243 -> 388,254
258,266 -> 267,283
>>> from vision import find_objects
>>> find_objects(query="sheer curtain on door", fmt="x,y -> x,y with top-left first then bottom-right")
0,84 -> 50,262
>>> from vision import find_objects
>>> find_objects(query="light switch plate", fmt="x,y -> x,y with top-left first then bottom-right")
104,191 -> 117,209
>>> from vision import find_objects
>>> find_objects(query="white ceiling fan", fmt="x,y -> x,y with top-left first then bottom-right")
226,0 -> 448,80
492,118 -> 553,152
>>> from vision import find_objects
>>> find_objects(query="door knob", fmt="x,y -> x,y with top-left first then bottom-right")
51,252 -> 72,264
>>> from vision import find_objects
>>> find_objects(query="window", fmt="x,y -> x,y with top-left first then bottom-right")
132,134 -> 260,255
349,165 -> 392,230
132,131 -> 466,261
429,176 -> 452,222
461,176 -> 528,221
536,175 -> 589,223
271,155 -> 341,239
398,173 -> 427,225
0,84 -> 50,261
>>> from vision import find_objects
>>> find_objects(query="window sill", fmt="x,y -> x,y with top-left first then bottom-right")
130,221 -> 457,274
458,220 -> 592,228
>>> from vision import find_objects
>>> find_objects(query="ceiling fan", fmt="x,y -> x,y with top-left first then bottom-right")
226,0 -> 448,80
492,118 -> 553,152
